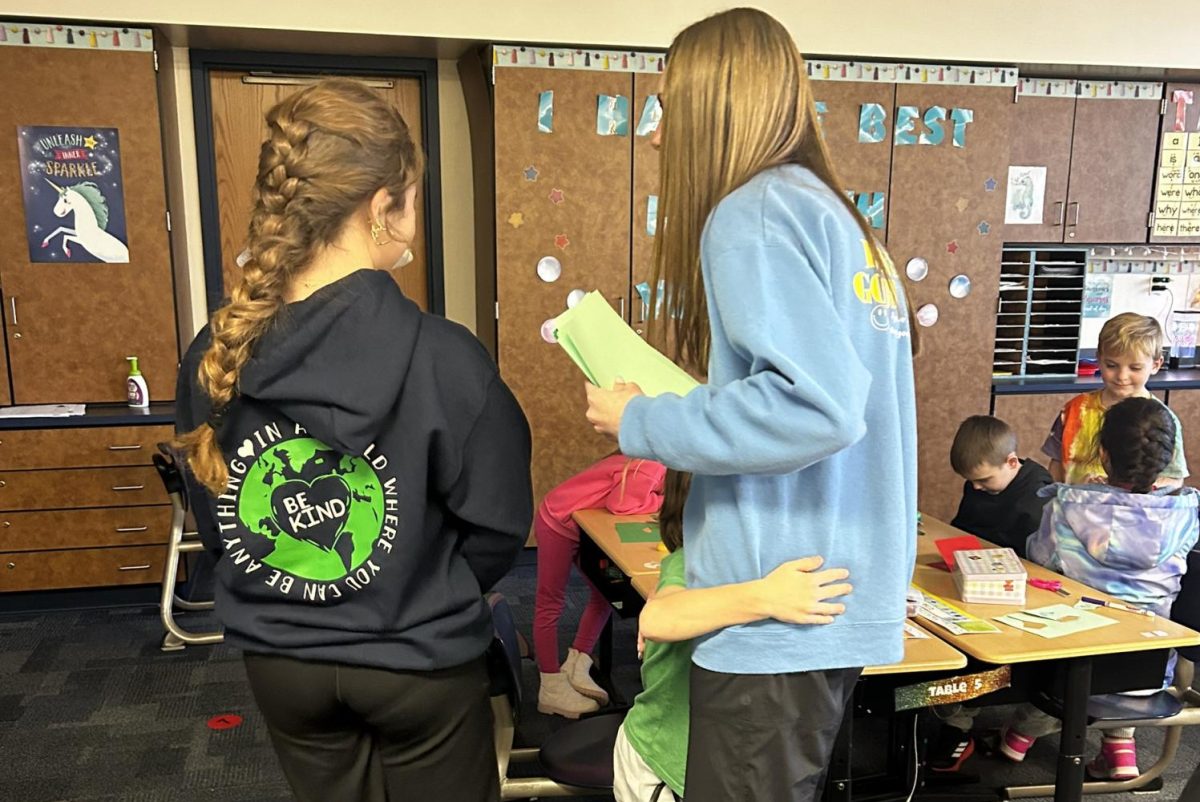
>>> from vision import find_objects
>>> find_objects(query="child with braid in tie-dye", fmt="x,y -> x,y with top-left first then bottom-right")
1001,397 -> 1199,780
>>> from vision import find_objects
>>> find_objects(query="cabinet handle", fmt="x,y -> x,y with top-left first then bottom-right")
6,562 -> 14,570
1067,202 -> 1080,239
116,526 -> 149,533
112,484 -> 146,492
617,296 -> 625,319
0,480 -> 6,488
9,297 -> 16,326
1053,201 -> 1065,227
118,564 -> 151,571
107,445 -> 143,451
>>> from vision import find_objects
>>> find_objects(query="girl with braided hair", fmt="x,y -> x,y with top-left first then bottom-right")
999,397 -> 1199,780
175,79 -> 531,802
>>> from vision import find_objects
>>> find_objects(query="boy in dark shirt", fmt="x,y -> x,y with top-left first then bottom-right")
930,415 -> 1053,773
949,415 -> 1053,559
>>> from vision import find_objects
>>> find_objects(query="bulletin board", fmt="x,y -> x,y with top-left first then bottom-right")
1152,83 -> 1200,242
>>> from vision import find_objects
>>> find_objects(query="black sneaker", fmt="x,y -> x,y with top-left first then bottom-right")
928,724 -> 975,773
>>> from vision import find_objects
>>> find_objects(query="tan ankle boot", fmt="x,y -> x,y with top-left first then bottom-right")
538,671 -> 599,719
564,648 -> 609,705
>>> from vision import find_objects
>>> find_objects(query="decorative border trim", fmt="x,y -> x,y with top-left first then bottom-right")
1016,77 -> 1078,98
1087,245 -> 1200,273
1075,80 -> 1163,100
807,59 -> 1017,87
0,21 -> 151,50
492,46 -> 665,80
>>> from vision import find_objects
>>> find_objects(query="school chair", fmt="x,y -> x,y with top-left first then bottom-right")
488,592 -> 627,799
1005,547 -> 1200,798
153,445 -> 224,651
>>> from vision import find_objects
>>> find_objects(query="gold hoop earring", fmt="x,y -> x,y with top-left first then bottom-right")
370,218 -> 392,246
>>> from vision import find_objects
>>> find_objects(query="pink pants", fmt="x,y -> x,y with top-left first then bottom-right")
533,509 -> 612,673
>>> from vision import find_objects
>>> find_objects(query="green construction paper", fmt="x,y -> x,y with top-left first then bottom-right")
554,291 -> 699,397
615,521 -> 661,543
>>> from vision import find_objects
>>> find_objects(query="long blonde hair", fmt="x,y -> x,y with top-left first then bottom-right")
650,8 -> 915,368
176,78 -> 424,495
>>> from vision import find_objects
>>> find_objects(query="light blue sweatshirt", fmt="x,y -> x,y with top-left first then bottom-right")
620,165 -> 918,674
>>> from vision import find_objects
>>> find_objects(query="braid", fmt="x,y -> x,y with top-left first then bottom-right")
1099,397 -> 1176,493
173,79 -> 425,495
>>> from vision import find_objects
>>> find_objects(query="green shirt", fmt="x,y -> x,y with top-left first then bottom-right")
623,549 -> 691,797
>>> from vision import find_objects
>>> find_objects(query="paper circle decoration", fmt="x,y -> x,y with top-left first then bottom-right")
916,303 -> 940,327
536,256 -> 562,283
905,257 -> 929,282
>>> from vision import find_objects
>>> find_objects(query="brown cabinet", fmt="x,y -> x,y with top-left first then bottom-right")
812,80 -> 896,242
1003,95 -> 1076,243
992,391 -> 1078,468
630,72 -> 661,341
887,83 -> 1013,521
1150,82 -> 1200,243
0,422 -> 171,593
1066,94 -> 1161,243
1166,390 -> 1200,488
1003,83 -> 1161,245
494,66 -> 634,506
0,44 -> 178,404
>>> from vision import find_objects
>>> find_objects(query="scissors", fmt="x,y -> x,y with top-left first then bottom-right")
1029,577 -> 1071,597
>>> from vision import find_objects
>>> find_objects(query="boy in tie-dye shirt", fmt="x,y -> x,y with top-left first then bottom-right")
1042,313 -> 1187,487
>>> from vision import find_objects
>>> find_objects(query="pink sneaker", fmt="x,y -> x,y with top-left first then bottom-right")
1086,736 -> 1139,781
999,727 -> 1036,762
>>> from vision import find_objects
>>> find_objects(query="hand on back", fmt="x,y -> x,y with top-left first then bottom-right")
756,556 -> 852,625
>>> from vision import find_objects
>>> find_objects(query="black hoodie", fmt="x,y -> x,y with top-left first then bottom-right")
950,459 -> 1053,558
176,270 -> 532,671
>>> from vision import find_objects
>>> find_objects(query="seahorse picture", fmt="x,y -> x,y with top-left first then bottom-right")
1004,165 -> 1047,226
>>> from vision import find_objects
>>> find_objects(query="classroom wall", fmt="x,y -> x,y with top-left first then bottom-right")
11,0 -> 1199,337
17,1 -> 1200,69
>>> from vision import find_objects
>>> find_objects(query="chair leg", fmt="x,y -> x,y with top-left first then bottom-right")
1004,726 -> 1181,798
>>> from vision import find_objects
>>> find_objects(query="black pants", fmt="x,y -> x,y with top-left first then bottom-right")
243,652 -> 498,802
685,664 -> 862,802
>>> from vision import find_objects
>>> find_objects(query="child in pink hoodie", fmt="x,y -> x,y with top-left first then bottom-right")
535,454 -> 666,718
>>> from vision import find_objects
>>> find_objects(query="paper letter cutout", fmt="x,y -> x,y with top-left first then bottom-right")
894,106 -> 919,145
538,90 -> 553,133
919,106 -> 947,146
950,108 -> 974,148
859,103 -> 887,143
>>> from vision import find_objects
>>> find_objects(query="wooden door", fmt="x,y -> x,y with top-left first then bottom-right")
1166,390 -> 1200,488
494,67 -> 634,506
1003,93 -> 1076,242
812,80 -> 896,242
1066,94 -> 1161,243
1151,83 -> 1200,242
0,336 -> 10,406
207,72 -> 429,309
887,84 -> 1013,521
631,73 -> 661,342
0,46 -> 178,403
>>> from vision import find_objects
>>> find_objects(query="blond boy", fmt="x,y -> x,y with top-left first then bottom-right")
1042,313 -> 1187,486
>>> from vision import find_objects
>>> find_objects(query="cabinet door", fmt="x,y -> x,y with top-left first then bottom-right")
887,84 -> 1013,521
1066,95 -> 1161,243
1167,390 -> 1200,488
1151,83 -> 1200,243
0,45 -> 178,403
1002,97 -> 1076,242
812,81 -> 895,242
494,67 -> 634,506
631,72 -> 661,341
991,392 -> 1077,468
0,335 -> 10,406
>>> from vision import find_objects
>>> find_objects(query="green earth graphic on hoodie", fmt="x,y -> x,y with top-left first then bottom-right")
237,437 -> 383,582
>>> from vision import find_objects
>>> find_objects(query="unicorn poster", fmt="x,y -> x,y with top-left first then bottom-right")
17,126 -> 129,263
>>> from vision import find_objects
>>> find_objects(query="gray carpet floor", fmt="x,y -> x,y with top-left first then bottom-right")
0,554 -> 1197,801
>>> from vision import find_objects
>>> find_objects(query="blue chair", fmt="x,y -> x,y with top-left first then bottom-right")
1006,548 -> 1200,798
487,593 -> 626,799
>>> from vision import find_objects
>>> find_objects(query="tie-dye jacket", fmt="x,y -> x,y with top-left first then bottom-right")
1026,483 -> 1200,617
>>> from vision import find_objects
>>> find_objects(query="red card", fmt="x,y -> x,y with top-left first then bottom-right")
933,535 -> 983,571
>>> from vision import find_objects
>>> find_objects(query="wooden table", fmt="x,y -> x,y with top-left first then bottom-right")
572,509 -> 663,577
914,515 -> 1200,802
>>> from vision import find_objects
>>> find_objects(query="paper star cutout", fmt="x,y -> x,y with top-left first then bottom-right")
82,135 -> 97,149
554,233 -> 570,250
548,188 -> 565,204
978,220 -> 991,235
955,197 -> 969,213
523,165 -> 539,181
946,240 -> 959,255
983,177 -> 997,192
506,212 -> 524,229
